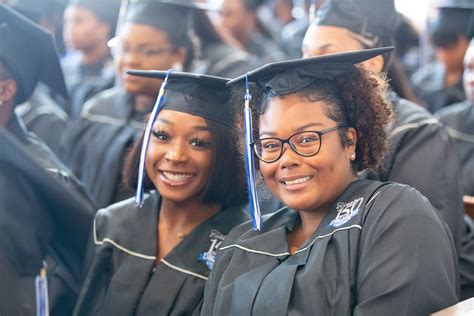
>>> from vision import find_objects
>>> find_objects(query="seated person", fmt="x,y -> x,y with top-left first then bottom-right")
74,71 -> 248,314
411,3 -> 473,112
202,48 -> 459,315
437,37 -> 474,299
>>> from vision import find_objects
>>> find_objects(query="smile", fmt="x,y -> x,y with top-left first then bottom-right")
160,171 -> 195,186
281,176 -> 312,186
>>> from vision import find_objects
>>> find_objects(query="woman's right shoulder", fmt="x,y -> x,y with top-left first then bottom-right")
94,193 -> 159,240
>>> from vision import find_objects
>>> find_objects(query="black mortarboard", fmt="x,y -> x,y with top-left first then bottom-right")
0,129 -> 94,280
125,70 -> 232,205
228,47 -> 394,231
313,0 -> 401,40
69,0 -> 121,26
11,0 -> 66,22
0,5 -> 68,104
227,46 -> 395,94
127,70 -> 232,126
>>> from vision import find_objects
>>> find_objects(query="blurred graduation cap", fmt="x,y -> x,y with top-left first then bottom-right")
227,47 -> 394,230
10,0 -> 66,22
69,0 -> 121,26
110,0 -> 203,48
313,0 -> 401,45
125,70 -> 232,206
0,129 -> 94,280
0,5 -> 68,104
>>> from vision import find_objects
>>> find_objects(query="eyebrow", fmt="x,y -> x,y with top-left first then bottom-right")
155,118 -> 210,131
260,122 -> 325,137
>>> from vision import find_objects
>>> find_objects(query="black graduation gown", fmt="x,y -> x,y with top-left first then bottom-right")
366,93 -> 465,254
0,128 -> 94,315
202,180 -> 459,316
193,42 -> 258,78
411,62 -> 466,113
14,84 -> 69,155
60,87 -> 144,209
61,52 -> 115,118
74,192 -> 248,315
436,100 -> 474,196
436,100 -> 474,299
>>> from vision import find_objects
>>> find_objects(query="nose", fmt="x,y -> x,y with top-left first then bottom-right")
279,143 -> 300,169
165,141 -> 188,164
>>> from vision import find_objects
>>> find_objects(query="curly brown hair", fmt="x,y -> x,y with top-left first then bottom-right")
235,66 -> 395,173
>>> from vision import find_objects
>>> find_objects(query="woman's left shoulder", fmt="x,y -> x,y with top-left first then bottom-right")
364,182 -> 447,226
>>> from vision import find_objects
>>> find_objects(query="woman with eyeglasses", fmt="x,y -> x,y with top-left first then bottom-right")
202,48 -> 459,315
60,1 -> 198,209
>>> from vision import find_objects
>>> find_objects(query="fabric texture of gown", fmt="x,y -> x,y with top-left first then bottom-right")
74,192 -> 248,315
436,100 -> 474,196
61,52 -> 115,118
15,84 -> 69,155
202,180 -> 459,316
411,62 -> 466,113
436,100 -> 474,299
366,93 -> 465,254
1,118 -> 94,315
193,42 -> 258,78
60,87 -> 144,209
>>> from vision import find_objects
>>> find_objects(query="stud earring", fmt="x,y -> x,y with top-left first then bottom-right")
0,100 -> 3,106
351,154 -> 355,160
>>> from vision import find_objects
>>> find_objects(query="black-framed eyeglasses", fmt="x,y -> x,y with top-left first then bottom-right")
251,125 -> 347,163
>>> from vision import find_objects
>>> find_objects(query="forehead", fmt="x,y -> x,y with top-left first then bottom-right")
259,94 -> 334,130
464,44 -> 474,65
120,23 -> 169,44
155,110 -> 209,128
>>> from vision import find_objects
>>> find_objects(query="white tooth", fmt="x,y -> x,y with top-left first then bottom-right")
284,176 -> 310,186
163,172 -> 193,181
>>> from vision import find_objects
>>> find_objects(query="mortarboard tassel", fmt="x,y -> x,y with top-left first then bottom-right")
243,74 -> 262,230
135,69 -> 173,207
35,261 -> 49,316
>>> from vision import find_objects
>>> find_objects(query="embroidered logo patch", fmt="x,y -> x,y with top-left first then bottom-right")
329,197 -> 363,228
197,229 -> 225,270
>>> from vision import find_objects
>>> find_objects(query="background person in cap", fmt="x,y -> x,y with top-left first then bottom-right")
62,0 -> 121,118
60,0 -> 196,209
411,0 -> 474,113
0,5 -> 95,313
202,48 -> 459,315
2,1 -> 70,154
218,0 -> 288,65
436,32 -> 474,299
74,71 -> 248,315
0,131 -> 94,315
155,0 -> 257,78
302,0 -> 467,275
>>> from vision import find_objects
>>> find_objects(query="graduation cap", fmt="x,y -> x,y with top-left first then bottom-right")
227,47 -> 394,231
69,0 -> 121,26
125,70 -> 231,206
0,5 -> 68,104
0,129 -> 95,281
313,0 -> 401,43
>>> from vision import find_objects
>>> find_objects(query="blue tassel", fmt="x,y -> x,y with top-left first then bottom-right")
35,262 -> 49,316
243,75 -> 262,230
135,69 -> 173,207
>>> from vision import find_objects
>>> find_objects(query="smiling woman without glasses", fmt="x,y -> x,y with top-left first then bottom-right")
202,48 -> 460,315
74,72 -> 247,315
